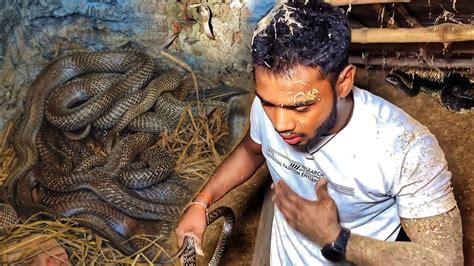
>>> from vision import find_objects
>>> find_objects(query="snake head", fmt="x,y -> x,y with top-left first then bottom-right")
188,4 -> 215,40
385,74 -> 400,87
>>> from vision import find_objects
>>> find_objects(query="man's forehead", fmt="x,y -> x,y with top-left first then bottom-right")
255,65 -> 325,82
254,65 -> 331,106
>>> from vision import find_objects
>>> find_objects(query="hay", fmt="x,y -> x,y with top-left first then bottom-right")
0,102 -> 230,264
161,105 -> 230,180
0,216 -> 174,265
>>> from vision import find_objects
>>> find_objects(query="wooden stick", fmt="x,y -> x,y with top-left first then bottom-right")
349,55 -> 474,69
393,3 -> 421,27
352,23 -> 474,43
251,186 -> 273,266
372,4 -> 398,29
324,0 -> 410,6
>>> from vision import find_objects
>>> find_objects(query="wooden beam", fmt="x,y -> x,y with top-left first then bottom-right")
251,185 -> 274,266
349,55 -> 474,69
352,23 -> 474,43
349,42 -> 474,55
324,0 -> 410,6
393,3 -> 421,27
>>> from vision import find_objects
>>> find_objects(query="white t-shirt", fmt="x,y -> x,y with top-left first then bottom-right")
249,86 -> 457,265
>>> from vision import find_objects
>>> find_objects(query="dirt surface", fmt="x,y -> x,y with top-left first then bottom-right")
219,68 -> 473,265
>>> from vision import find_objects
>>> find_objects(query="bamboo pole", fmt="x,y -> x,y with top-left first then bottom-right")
324,0 -> 410,6
349,55 -> 474,69
352,23 -> 474,43
349,42 -> 474,55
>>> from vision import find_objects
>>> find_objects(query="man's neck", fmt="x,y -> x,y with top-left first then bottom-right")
327,92 -> 354,135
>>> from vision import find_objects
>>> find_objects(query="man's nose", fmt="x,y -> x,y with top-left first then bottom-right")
273,108 -> 295,133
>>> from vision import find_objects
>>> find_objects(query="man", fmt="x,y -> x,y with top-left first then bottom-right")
176,1 -> 464,264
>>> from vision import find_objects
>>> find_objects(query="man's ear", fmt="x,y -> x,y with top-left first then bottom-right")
335,64 -> 356,98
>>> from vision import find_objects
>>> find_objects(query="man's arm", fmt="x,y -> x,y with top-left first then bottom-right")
346,206 -> 464,265
175,130 -> 265,249
198,130 -> 265,203
272,179 -> 464,265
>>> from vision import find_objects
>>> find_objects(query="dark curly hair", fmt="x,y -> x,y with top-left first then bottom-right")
251,0 -> 351,82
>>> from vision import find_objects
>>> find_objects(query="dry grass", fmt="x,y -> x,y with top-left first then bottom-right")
160,105 -> 230,181
0,215 -> 177,265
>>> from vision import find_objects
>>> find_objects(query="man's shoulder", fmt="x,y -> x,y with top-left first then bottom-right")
353,87 -> 433,152
355,87 -> 428,132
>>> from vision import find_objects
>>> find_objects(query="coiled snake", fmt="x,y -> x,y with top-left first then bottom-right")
1,49 -> 238,262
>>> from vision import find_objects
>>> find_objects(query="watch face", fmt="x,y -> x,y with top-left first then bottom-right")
321,244 -> 344,262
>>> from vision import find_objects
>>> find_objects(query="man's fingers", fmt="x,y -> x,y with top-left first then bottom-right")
273,180 -> 300,204
195,241 -> 204,256
177,231 -> 186,247
315,178 -> 329,199
272,180 -> 305,225
273,190 -> 298,218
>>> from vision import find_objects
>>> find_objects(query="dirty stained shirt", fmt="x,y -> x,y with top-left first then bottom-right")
250,86 -> 457,265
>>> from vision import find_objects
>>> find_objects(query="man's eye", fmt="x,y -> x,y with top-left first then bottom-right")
295,106 -> 309,112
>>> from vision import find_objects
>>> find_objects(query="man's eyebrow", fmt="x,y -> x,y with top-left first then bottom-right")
255,92 -> 316,109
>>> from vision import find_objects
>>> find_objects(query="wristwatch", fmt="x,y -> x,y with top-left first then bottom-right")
321,227 -> 351,262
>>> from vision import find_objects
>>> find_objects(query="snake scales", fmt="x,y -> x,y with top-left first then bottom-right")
1,50 -> 238,263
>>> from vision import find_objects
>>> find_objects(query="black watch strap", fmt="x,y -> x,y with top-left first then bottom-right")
321,227 -> 351,262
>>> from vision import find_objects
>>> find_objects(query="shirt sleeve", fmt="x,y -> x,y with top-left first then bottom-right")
249,96 -> 262,144
393,132 -> 457,219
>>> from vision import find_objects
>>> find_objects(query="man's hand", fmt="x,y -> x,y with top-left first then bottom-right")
175,205 -> 207,256
272,178 -> 341,246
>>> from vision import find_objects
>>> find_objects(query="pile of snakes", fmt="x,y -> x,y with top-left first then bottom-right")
0,50 -> 236,263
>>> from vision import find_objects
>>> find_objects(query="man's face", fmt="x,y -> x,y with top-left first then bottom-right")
255,65 -> 338,147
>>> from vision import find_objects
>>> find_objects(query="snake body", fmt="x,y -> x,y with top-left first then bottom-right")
158,206 -> 236,266
45,76 -> 119,128
0,203 -> 19,228
3,51 -> 154,207
2,50 -> 236,262
117,147 -> 175,189
93,91 -> 145,129
386,71 -> 474,111
104,70 -> 183,151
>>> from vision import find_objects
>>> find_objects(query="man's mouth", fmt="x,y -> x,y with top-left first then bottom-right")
280,133 -> 302,145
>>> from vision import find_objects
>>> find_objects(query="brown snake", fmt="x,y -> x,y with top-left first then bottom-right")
3,51 -> 155,207
1,49 -> 235,263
